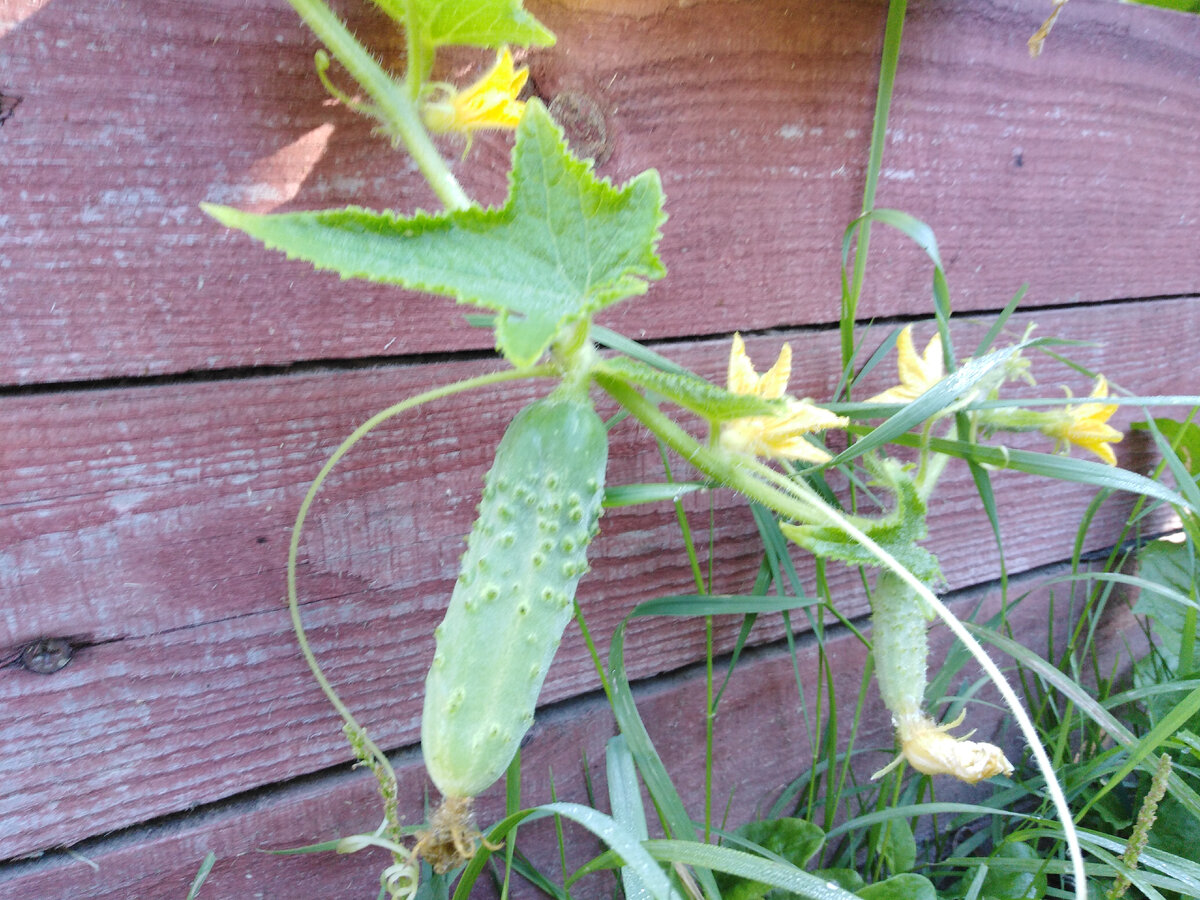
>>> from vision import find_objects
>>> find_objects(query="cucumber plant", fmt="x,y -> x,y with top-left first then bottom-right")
197,1 -> 1195,895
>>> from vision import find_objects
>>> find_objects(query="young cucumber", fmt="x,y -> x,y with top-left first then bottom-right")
422,390 -> 608,800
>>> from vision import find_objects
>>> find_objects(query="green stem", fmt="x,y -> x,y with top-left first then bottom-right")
705,614 -> 715,844
915,421 -> 955,502
287,366 -> 554,786
657,442 -> 717,843
285,0 -> 471,211
595,373 -> 822,527
979,406 -> 1064,434
401,0 -> 433,100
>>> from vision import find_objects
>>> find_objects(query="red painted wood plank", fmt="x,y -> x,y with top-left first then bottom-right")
3,0 -> 1198,384
0,570 -> 1145,897
0,299 -> 1186,859
1,298 -> 1176,652
861,0 -> 1200,321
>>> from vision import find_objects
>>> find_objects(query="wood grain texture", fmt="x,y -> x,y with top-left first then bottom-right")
0,299 -> 1184,860
0,569 -> 1146,898
2,0 -> 1198,383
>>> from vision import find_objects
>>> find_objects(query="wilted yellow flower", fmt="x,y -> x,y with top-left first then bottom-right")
868,325 -> 945,404
875,712 -> 1014,785
422,48 -> 528,136
719,333 -> 847,463
1041,376 -> 1123,466
1028,0 -> 1070,57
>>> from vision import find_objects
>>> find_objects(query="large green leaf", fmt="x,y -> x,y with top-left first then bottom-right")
373,0 -> 555,49
203,101 -> 666,368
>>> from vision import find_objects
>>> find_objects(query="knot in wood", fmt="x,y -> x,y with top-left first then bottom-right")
19,637 -> 74,675
0,90 -> 22,127
548,90 -> 611,165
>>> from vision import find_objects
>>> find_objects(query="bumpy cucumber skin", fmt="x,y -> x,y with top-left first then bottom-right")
869,571 -> 930,721
422,393 -> 608,799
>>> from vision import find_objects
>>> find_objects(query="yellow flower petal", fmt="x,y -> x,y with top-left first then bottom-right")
422,48 -> 528,136
722,399 -> 846,463
726,332 -> 792,400
891,713 -> 1014,785
727,333 -> 760,396
720,334 -> 847,462
868,325 -> 945,404
758,343 -> 792,400
1041,376 -> 1123,466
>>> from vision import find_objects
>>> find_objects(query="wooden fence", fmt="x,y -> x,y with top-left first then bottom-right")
2,0 -> 1198,895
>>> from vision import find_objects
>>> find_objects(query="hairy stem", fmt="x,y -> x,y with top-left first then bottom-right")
286,0 -> 471,210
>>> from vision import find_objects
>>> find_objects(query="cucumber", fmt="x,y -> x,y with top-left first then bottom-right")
421,390 -> 608,800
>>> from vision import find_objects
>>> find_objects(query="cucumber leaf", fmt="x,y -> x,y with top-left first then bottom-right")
372,0 -> 555,50
203,100 -> 666,368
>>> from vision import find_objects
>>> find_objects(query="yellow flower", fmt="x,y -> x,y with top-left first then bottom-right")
875,712 -> 1014,785
868,325 -> 945,404
1041,376 -> 1123,466
422,48 -> 528,136
719,333 -> 847,463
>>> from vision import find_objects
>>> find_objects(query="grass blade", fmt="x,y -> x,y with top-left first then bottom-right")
608,735 -> 653,900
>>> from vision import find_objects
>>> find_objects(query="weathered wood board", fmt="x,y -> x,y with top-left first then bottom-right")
1,0 -> 1198,383
2,0 -> 1198,894
0,301 -> 1183,862
0,570 -> 1147,897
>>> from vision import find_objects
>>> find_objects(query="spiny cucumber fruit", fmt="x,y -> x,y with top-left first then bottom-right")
422,390 -> 608,801
868,571 -> 931,722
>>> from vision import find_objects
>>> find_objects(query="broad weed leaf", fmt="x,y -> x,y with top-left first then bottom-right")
712,818 -> 826,900
1135,537 -> 1197,671
855,873 -> 937,900
1132,417 -> 1200,478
